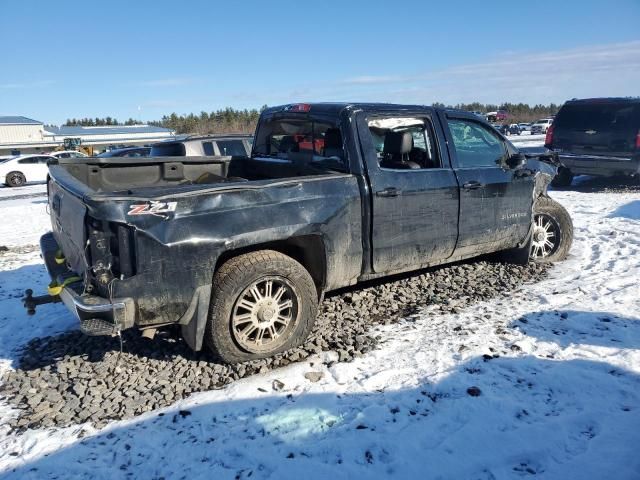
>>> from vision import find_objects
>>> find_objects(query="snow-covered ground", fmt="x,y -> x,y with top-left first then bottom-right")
0,183 -> 47,200
509,133 -> 547,149
1,177 -> 639,479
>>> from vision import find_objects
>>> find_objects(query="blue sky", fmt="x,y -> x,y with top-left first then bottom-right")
1,0 -> 639,124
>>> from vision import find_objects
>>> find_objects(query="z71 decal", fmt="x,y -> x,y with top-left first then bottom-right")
128,201 -> 177,216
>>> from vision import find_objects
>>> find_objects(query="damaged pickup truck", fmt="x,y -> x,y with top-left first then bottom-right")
25,103 -> 573,363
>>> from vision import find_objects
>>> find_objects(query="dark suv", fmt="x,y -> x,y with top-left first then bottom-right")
546,97 -> 640,186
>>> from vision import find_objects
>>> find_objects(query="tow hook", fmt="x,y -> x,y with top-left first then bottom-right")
22,289 -> 61,315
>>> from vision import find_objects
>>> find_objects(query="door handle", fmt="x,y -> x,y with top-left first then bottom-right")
462,181 -> 483,190
376,187 -> 400,198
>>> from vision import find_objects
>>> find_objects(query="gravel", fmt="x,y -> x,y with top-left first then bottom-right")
1,259 -> 548,432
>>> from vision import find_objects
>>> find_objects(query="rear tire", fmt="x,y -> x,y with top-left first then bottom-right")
551,167 -> 574,187
205,250 -> 318,363
529,197 -> 573,263
5,171 -> 26,187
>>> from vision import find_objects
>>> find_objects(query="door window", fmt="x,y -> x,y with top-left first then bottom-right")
216,140 -> 247,156
202,142 -> 215,156
367,117 -> 440,170
447,119 -> 507,168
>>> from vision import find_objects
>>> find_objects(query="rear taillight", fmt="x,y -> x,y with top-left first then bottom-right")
635,129 -> 640,149
544,124 -> 554,148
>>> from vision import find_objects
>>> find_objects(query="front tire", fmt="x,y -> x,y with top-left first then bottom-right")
5,171 -> 26,187
205,250 -> 318,363
529,197 -> 573,263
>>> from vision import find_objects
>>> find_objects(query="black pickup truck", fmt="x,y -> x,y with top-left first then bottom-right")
27,103 -> 573,363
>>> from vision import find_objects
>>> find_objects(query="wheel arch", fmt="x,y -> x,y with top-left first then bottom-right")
214,234 -> 328,296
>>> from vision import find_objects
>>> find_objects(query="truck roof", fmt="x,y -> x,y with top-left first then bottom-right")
565,97 -> 640,105
263,102 -> 455,117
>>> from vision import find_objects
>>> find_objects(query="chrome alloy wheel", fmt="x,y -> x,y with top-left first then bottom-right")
231,276 -> 299,353
531,213 -> 560,259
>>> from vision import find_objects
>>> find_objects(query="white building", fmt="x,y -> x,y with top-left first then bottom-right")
0,116 -> 175,156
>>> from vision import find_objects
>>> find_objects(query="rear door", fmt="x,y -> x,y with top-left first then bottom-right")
356,110 -> 459,274
17,157 -> 46,182
34,156 -> 51,181
553,101 -> 640,157
442,112 -> 534,256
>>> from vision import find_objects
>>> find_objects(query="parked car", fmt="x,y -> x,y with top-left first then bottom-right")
506,124 -> 521,136
0,154 -> 56,187
531,119 -> 553,135
27,103 -> 572,363
151,134 -> 253,157
97,147 -> 151,158
547,97 -> 640,187
518,123 -> 532,132
492,124 -> 519,136
49,150 -> 88,159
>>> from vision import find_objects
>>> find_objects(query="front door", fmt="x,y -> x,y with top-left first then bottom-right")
357,112 -> 459,274
443,114 -> 534,256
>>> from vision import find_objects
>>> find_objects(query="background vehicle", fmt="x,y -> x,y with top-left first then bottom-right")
518,123 -> 532,132
486,110 -> 508,123
0,154 -> 55,187
97,147 -> 151,158
151,134 -> 252,157
492,124 -> 519,136
54,137 -> 95,156
30,103 -> 572,363
48,150 -> 88,159
531,118 -> 553,135
506,124 -> 521,136
547,97 -> 640,186
491,123 -> 506,134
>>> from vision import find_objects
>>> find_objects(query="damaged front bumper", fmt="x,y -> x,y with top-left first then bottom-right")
26,232 -> 135,336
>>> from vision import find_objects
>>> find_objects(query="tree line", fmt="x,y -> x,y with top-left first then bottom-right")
62,102 -> 560,133
64,117 -> 141,126
149,106 -> 267,135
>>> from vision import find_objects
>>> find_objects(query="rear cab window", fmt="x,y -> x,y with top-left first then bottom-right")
150,142 -> 187,156
253,116 -> 347,172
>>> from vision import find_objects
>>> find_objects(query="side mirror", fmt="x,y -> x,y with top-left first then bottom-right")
505,153 -> 526,169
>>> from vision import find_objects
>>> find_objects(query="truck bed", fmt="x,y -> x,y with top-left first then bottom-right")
52,154 -> 347,196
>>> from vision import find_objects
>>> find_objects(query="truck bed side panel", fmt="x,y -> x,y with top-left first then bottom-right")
83,175 -> 363,326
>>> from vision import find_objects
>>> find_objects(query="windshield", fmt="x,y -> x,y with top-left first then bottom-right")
253,117 -> 347,171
